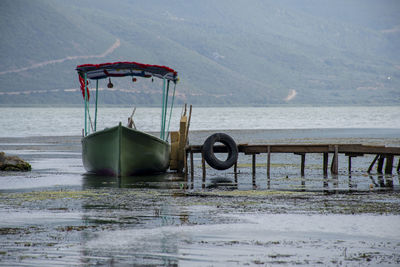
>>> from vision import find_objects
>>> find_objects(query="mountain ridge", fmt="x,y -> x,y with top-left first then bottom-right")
0,0 -> 399,105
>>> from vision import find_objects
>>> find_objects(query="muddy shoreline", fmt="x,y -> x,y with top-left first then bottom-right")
1,129 -> 399,266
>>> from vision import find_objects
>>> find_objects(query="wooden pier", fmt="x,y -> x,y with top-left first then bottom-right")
183,143 -> 400,187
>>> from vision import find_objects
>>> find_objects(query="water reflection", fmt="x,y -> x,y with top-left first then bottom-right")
82,173 -> 184,189
206,177 -> 237,190
79,173 -> 188,265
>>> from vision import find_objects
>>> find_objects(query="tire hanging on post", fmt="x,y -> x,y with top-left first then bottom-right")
202,133 -> 238,170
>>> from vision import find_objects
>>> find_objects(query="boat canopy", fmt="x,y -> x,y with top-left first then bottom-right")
77,61 -> 179,142
76,61 -> 178,82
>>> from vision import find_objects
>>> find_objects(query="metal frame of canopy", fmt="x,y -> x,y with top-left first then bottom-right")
76,62 -> 178,141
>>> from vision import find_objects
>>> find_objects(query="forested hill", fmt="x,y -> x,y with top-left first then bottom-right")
0,0 -> 399,106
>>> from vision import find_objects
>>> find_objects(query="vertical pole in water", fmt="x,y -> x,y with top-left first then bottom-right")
190,150 -> 194,180
94,79 -> 99,132
385,155 -> 393,175
331,145 -> 339,175
323,152 -> 328,176
348,156 -> 352,173
160,78 -> 166,140
300,153 -> 305,177
333,145 -> 339,191
377,155 -> 384,174
267,145 -> 271,189
84,73 -> 88,136
201,151 -> 206,189
252,154 -> 256,187
184,148 -> 188,188
299,153 -> 305,190
323,152 -> 329,189
267,146 -> 271,177
234,162 -> 238,185
367,155 -> 379,173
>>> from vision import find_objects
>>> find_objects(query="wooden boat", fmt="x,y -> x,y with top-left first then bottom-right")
76,62 -> 178,176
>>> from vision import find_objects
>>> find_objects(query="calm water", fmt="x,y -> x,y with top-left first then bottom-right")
0,106 -> 399,137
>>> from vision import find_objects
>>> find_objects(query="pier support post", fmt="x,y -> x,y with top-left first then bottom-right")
377,155 -> 385,174
252,154 -> 256,187
234,162 -> 238,184
184,148 -> 188,183
323,153 -> 328,177
348,156 -> 352,174
267,146 -> 271,177
367,155 -> 379,173
201,151 -> 206,189
323,153 -> 329,189
190,150 -> 194,180
267,146 -> 271,189
295,153 -> 306,176
299,153 -> 306,189
331,145 -> 339,175
397,158 -> 400,173
385,155 -> 394,175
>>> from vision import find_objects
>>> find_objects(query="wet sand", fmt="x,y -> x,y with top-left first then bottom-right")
0,129 -> 399,266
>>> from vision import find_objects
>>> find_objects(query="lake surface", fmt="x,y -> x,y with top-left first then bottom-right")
0,106 -> 399,137
0,106 -> 400,266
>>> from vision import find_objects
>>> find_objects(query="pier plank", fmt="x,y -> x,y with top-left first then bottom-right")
187,144 -> 400,155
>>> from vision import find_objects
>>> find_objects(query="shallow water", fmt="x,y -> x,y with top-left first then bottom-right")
1,129 -> 400,266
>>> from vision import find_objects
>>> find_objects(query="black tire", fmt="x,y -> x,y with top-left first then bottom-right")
202,133 -> 238,170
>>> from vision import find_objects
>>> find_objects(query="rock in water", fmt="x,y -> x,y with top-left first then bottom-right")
0,152 -> 31,171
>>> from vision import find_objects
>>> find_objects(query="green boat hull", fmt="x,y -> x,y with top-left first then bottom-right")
82,124 -> 170,176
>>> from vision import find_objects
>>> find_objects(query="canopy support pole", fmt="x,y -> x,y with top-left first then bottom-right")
166,82 -> 177,141
160,78 -> 166,139
84,73 -> 88,136
163,80 -> 170,141
94,79 -> 99,132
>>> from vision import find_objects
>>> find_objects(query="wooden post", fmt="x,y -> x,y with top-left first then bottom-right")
190,150 -> 194,179
300,154 -> 306,189
234,162 -> 238,184
201,151 -> 206,189
348,156 -> 352,174
184,148 -> 188,184
177,115 -> 188,173
323,153 -> 329,190
267,146 -> 271,189
377,155 -> 384,174
367,155 -> 379,173
267,146 -> 271,177
252,154 -> 256,186
397,158 -> 400,173
323,152 -> 328,176
331,145 -> 338,175
295,152 -> 306,176
385,155 -> 394,175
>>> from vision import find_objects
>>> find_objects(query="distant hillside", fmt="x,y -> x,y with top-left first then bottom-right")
0,0 -> 399,106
